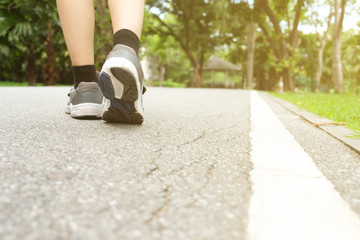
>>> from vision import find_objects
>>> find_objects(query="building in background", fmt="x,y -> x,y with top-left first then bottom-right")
140,55 -> 160,81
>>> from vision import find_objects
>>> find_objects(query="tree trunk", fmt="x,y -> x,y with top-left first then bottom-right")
193,67 -> 202,88
289,0 -> 304,48
28,43 -> 37,86
257,22 -> 280,59
45,20 -> 57,86
183,48 -> 203,87
159,64 -> 165,87
314,9 -> 333,92
246,22 -> 256,89
257,67 -> 266,90
269,67 -> 277,91
332,0 -> 346,93
314,45 -> 325,92
281,68 -> 291,91
241,69 -> 246,89
332,35 -> 344,93
279,37 -> 292,91
260,0 -> 294,91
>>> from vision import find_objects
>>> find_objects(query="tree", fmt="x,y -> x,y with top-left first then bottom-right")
255,0 -> 307,91
217,1 -> 248,88
332,0 -> 347,93
146,0 -> 223,87
0,0 -> 38,85
312,0 -> 333,92
141,29 -> 192,85
246,22 -> 256,89
340,30 -> 360,93
0,0 -> 61,86
245,1 -> 256,89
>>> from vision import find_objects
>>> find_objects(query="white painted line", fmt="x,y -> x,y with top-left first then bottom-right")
247,91 -> 360,240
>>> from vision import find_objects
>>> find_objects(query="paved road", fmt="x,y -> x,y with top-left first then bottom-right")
0,87 -> 360,240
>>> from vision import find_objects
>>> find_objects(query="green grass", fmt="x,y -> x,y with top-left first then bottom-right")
150,80 -> 186,88
0,81 -> 71,87
0,81 -> 41,86
271,92 -> 360,135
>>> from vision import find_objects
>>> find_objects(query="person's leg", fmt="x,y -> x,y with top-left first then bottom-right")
98,0 -> 145,124
56,0 -> 95,66
108,0 -> 145,39
107,0 -> 145,55
57,0 -> 102,118
56,0 -> 98,88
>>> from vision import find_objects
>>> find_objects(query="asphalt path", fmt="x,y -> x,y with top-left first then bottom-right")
0,87 -> 359,240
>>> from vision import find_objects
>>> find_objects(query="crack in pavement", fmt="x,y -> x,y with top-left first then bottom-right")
146,122 -> 242,177
184,149 -> 221,208
177,131 -> 207,148
149,186 -> 170,217
176,122 -> 241,148
146,166 -> 159,177
145,185 -> 170,239
142,121 -> 243,237
144,148 -> 164,177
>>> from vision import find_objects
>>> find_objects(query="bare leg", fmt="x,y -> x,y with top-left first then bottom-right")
108,0 -> 145,38
56,0 -> 94,66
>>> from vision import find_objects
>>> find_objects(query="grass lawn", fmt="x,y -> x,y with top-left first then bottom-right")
0,81 -> 42,86
271,92 -> 360,136
148,80 -> 186,88
0,81 -> 71,87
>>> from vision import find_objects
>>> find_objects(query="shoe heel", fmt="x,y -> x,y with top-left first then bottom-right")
110,67 -> 138,102
102,99 -> 144,124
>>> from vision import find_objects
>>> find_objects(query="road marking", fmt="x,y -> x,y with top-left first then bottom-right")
247,91 -> 360,240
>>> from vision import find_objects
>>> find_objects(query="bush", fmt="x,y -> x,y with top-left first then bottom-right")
148,79 -> 186,88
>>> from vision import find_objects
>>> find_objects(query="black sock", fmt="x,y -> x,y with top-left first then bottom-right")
113,29 -> 140,55
72,65 -> 97,88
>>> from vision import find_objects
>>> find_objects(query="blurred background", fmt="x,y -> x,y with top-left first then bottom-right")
0,0 -> 358,93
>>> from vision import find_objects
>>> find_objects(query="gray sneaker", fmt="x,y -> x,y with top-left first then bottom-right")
98,44 -> 145,124
65,82 -> 104,119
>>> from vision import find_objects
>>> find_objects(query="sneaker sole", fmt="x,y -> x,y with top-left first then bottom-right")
69,103 -> 103,119
102,100 -> 143,124
99,70 -> 143,124
110,67 -> 138,102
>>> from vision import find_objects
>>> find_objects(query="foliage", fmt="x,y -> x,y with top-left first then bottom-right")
253,0 -> 310,90
0,0 -> 113,86
0,0 -> 71,85
142,16 -> 192,83
0,0 -> 360,92
145,0 -> 230,87
151,79 -> 186,88
341,30 -> 360,93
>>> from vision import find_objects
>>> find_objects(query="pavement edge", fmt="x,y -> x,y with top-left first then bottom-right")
265,92 -> 360,155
